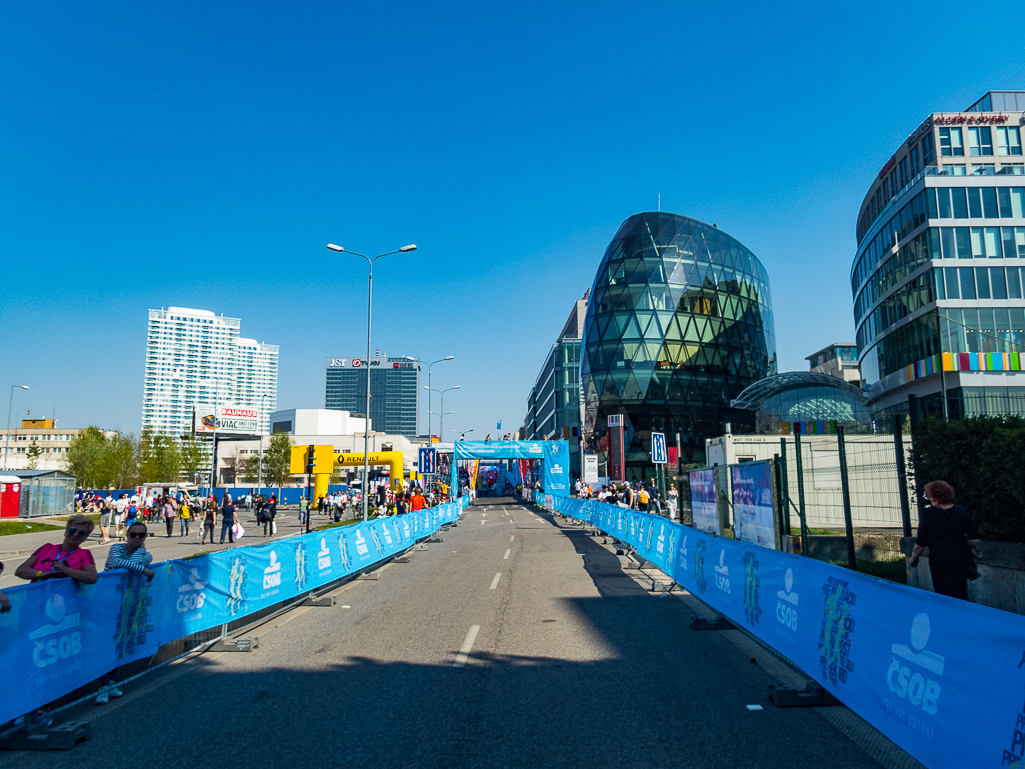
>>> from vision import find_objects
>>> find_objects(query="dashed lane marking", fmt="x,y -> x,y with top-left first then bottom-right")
453,624 -> 481,667
489,573 -> 502,590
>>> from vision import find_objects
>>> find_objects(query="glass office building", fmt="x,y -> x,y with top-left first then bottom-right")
581,212 -> 776,476
325,355 -> 419,439
852,91 -> 1025,420
730,372 -> 872,435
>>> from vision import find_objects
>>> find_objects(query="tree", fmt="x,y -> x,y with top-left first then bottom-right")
26,441 -> 42,470
65,426 -> 110,488
140,431 -> 183,483
222,449 -> 241,486
97,433 -> 140,489
265,432 -> 294,496
179,436 -> 204,481
240,454 -> 260,484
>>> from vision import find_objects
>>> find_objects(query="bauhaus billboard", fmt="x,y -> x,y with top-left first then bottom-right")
194,404 -> 262,434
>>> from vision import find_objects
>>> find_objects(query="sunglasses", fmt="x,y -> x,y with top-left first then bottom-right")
66,528 -> 90,538
128,532 -> 148,539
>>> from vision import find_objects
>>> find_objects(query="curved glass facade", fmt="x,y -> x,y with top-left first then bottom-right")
731,372 -> 871,435
581,212 -> 776,475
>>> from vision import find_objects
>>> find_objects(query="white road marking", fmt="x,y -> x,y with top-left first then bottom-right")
454,625 -> 481,667
510,535 -> 514,541
503,549 -> 511,560
489,572 -> 502,590
480,520 -> 487,525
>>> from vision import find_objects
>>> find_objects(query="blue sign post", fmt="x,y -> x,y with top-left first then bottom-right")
418,448 -> 437,474
651,432 -> 667,464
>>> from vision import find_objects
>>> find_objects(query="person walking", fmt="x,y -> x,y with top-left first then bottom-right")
179,498 -> 192,537
162,496 -> 176,537
220,496 -> 237,544
667,484 -> 679,520
114,494 -> 129,540
202,498 -> 217,546
910,480 -> 981,601
262,496 -> 276,537
98,495 -> 113,544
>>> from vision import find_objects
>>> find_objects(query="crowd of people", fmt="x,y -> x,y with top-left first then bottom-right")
573,477 -> 680,520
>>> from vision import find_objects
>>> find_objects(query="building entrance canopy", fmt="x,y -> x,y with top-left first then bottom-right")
451,441 -> 570,497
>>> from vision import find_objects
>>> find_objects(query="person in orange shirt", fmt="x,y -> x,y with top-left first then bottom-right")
410,489 -> 427,511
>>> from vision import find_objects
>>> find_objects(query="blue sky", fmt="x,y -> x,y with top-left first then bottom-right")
2,0 -> 1023,439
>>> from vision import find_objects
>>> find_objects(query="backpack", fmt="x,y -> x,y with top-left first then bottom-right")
639,489 -> 649,505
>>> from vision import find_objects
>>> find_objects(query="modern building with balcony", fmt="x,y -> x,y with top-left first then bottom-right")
807,342 -> 863,389
851,91 -> 1025,420
581,212 -> 776,477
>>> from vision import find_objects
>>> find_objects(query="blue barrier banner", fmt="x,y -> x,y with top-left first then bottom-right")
452,441 -> 569,497
0,497 -> 467,725
553,497 -> 1025,769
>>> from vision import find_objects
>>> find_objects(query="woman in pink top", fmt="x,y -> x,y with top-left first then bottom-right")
14,514 -> 98,585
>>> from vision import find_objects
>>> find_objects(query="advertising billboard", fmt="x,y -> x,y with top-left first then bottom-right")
688,467 -> 719,535
730,461 -> 777,549
583,455 -> 599,483
325,357 -> 416,369
194,404 -> 262,435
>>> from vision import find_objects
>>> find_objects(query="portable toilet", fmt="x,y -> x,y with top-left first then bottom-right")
0,476 -> 21,518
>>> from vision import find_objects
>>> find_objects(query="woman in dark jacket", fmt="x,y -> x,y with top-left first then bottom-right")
910,480 -> 981,601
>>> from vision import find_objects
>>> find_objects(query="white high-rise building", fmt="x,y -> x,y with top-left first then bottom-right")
142,307 -> 278,438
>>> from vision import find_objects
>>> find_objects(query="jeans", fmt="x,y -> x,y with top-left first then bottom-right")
180,518 -> 190,536
165,519 -> 174,537
220,520 -> 235,543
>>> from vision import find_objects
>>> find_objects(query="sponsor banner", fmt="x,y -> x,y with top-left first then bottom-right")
552,497 -> 1025,769
688,467 -> 719,535
0,497 -> 467,724
541,441 -> 569,497
453,440 -> 546,460
583,455 -> 599,484
325,357 -> 414,369
731,461 -> 776,549
194,404 -> 262,434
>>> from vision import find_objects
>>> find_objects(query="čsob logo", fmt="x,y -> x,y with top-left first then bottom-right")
887,612 -> 943,715
263,551 -> 282,589
714,550 -> 731,593
31,593 -> 82,668
678,535 -> 689,571
775,568 -> 799,631
318,538 -> 332,570
177,568 -> 207,613
354,529 -> 370,557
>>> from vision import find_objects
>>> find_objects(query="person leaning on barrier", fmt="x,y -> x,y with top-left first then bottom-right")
910,480 -> 981,601
14,514 -> 99,585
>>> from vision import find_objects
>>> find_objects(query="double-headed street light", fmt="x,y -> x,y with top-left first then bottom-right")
404,355 -> 454,438
4,385 -> 29,470
327,242 -> 417,521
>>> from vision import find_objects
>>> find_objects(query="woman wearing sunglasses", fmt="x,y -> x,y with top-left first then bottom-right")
104,522 -> 155,581
14,514 -> 99,585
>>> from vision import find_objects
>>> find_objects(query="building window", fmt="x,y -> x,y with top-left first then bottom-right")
950,165 -> 967,175
969,127 -> 993,157
998,127 -> 1022,156
899,157 -> 910,189
922,133 -> 936,165
940,128 -> 964,157
910,145 -> 921,176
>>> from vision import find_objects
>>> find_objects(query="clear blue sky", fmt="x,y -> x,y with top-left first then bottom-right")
2,0 -> 1023,439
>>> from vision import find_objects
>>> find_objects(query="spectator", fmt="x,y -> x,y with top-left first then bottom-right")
179,497 -> 192,537
202,497 -> 217,545
261,496 -> 276,537
667,485 -> 679,520
220,496 -> 237,544
162,496 -> 176,537
125,497 -> 139,530
410,488 -> 426,511
97,521 -> 154,705
910,480 -> 981,601
14,514 -> 98,584
98,495 -> 113,544
646,478 -> 662,515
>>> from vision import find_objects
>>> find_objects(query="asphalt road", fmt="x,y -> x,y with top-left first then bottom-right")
1,499 -> 893,769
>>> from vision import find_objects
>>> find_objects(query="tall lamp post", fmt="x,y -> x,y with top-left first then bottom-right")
439,386 -> 459,440
4,385 -> 29,470
404,355 -> 454,438
257,393 -> 269,495
327,242 -> 417,521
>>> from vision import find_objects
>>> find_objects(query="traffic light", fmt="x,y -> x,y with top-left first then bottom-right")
306,444 -> 315,474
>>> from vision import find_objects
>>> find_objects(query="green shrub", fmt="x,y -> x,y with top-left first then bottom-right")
913,415 -> 1025,543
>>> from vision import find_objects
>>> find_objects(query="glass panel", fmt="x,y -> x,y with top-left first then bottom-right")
926,188 -> 937,218
982,187 -> 999,218
970,228 -> 984,258
1008,268 -> 1023,300
967,187 -> 983,218
985,227 -> 1001,258
951,187 -> 968,218
933,268 -> 945,300
1011,189 -> 1025,219
999,187 -> 1013,217
955,227 -> 972,258
991,268 -> 1007,299
960,267 -> 976,299
976,267 -> 991,299
941,227 -> 955,258
945,267 -> 960,299
937,188 -> 952,218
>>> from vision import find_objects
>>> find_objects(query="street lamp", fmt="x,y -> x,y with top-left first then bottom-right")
327,242 -> 417,521
257,393 -> 269,494
404,355 -> 454,438
439,386 -> 459,441
452,429 -> 473,440
4,385 -> 29,470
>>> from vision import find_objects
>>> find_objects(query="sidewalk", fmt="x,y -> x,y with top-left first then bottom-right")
0,509 -> 344,590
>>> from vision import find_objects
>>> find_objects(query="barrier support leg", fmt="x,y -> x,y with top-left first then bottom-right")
690,615 -> 734,630
767,681 -> 841,707
0,720 -> 91,751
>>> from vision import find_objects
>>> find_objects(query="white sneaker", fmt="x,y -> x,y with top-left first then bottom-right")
108,687 -> 123,698
95,691 -> 109,705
